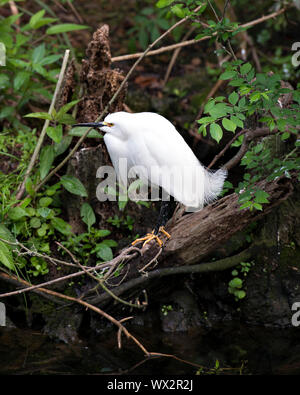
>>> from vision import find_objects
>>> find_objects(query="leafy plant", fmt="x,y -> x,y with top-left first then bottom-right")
0,7 -> 88,130
107,214 -> 135,232
127,6 -> 172,50
228,261 -> 255,301
161,304 -> 173,316
61,227 -> 117,264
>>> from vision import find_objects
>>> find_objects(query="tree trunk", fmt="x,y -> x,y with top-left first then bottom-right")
87,173 -> 296,307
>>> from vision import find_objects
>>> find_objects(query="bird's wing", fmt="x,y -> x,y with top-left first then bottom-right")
104,134 -> 136,187
128,126 -> 206,208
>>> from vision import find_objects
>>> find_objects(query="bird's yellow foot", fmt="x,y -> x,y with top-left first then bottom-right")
132,226 -> 171,248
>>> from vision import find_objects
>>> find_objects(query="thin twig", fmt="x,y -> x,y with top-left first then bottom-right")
67,0 -> 84,24
56,241 -> 144,309
0,271 -> 149,356
111,8 -> 285,62
163,26 -> 196,86
139,248 -> 162,273
16,49 -> 70,200
0,238 -> 137,299
208,128 -> 248,169
221,0 -> 231,22
207,0 -> 220,22
223,127 -> 279,170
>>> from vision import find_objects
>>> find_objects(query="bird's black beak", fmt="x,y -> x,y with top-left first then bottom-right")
72,122 -> 106,129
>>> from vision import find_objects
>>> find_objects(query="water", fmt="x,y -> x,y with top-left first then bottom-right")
1,322 -> 300,375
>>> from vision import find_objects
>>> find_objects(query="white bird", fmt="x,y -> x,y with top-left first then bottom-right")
73,112 -> 227,247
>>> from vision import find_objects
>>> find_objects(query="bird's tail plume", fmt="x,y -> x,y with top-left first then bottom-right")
203,167 -> 227,205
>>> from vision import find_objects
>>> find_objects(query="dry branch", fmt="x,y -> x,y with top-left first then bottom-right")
111,8 -> 286,63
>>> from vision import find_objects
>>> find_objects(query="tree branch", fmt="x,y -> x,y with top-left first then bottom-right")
111,8 -> 286,62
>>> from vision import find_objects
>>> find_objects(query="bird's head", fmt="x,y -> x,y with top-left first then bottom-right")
72,112 -> 132,140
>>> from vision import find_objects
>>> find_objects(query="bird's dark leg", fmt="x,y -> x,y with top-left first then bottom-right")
153,196 -> 175,235
132,196 -> 175,248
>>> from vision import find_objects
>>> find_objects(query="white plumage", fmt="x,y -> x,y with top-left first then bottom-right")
99,111 -> 227,210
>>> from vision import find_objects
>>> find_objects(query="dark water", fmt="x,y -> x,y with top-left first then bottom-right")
1,322 -> 300,375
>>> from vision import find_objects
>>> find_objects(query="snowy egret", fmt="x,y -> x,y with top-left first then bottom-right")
73,112 -> 227,247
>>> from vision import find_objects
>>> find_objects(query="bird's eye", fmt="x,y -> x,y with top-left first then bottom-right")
107,122 -> 114,127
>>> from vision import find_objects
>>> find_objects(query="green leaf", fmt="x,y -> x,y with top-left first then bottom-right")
61,175 -> 88,197
280,131 -> 290,141
54,135 -> 73,156
37,207 -> 52,219
81,203 -> 96,231
39,197 -> 53,207
32,43 -> 45,64
46,23 -> 89,35
95,229 -> 111,238
56,114 -> 75,125
37,223 -> 48,237
0,224 -> 15,243
32,17 -> 58,29
51,217 -> 72,235
101,239 -> 118,248
39,145 -> 55,180
96,244 -> 113,261
25,177 -> 35,197
210,123 -> 223,143
240,62 -> 252,75
9,58 -> 29,69
239,201 -> 252,210
30,217 -> 41,229
197,116 -> 216,124
253,202 -> 263,211
39,54 -> 61,66
228,91 -> 239,105
68,127 -> 102,139
24,112 -> 52,120
204,99 -> 215,114
138,27 -> 148,49
25,206 -> 35,215
0,241 -> 14,270
156,0 -> 174,8
55,100 -> 80,121
229,277 -> 243,288
46,125 -> 62,143
8,207 -> 28,221
236,290 -> 246,299
230,115 -> 244,129
254,190 -> 269,204
0,74 -> 10,88
171,4 -> 185,17
219,70 -> 237,80
14,71 -> 30,91
29,9 -> 45,29
249,92 -> 261,103
229,78 -> 245,87
0,107 -> 14,119
208,103 -> 232,118
222,117 -> 237,132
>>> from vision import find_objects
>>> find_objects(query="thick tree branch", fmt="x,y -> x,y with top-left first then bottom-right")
223,127 -> 278,170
